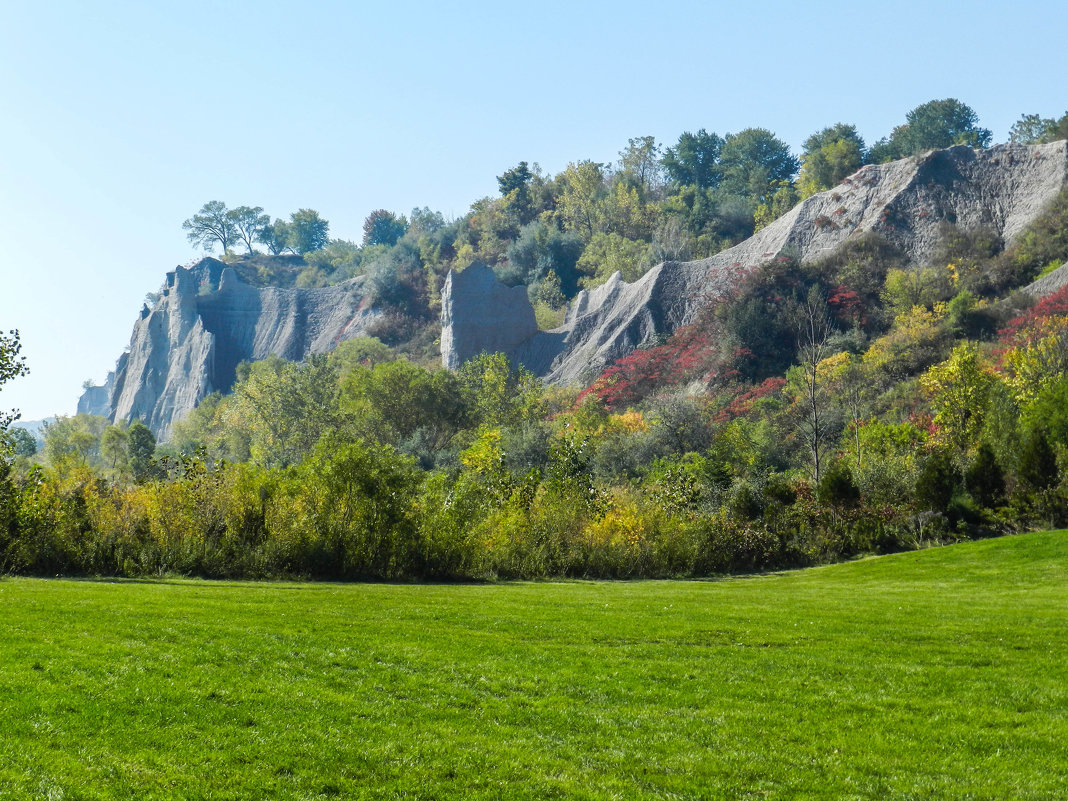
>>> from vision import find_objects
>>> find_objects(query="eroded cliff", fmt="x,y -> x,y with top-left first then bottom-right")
94,258 -> 382,437
442,141 -> 1068,384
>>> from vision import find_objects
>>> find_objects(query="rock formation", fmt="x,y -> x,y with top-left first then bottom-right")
85,142 -> 1068,439
87,258 -> 382,437
1023,262 -> 1068,297
442,141 -> 1068,384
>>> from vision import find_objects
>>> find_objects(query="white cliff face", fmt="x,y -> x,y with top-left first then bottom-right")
442,142 -> 1068,385
101,258 -> 382,438
439,263 -> 539,370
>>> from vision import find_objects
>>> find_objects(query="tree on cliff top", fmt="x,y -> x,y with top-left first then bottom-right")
869,99 -> 992,162
288,209 -> 330,254
228,206 -> 270,254
183,201 -> 238,254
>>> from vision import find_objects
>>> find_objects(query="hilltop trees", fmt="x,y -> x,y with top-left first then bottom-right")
183,201 -> 238,254
287,209 -> 330,254
798,124 -> 866,198
363,210 -> 409,247
1009,112 -> 1068,145
870,99 -> 992,161
662,129 -> 723,189
184,203 -> 331,257
229,206 -> 270,253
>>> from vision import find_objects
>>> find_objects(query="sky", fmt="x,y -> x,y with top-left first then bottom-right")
1,0 -> 1065,421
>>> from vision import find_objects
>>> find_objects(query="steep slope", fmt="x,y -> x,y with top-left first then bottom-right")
443,141 -> 1068,384
90,258 -> 382,437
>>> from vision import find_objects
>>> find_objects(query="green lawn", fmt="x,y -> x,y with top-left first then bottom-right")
1,532 -> 1066,800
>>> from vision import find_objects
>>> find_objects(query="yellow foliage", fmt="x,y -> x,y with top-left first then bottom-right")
585,503 -> 647,550
1002,314 -> 1068,406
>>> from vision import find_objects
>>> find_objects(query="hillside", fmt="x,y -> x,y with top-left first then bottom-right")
82,141 -> 1068,437
445,141 -> 1068,384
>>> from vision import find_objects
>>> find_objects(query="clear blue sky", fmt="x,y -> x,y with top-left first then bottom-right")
1,0 -> 1065,420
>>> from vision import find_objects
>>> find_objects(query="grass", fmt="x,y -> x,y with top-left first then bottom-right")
1,531 -> 1066,800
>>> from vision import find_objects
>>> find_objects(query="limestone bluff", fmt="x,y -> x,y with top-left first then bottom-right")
82,141 -> 1068,438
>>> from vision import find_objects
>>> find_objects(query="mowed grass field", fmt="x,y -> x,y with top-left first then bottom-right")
1,533 -> 1066,800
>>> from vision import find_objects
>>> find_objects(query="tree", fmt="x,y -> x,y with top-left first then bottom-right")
662,129 -> 723,189
617,136 -> 664,197
817,461 -> 860,508
2,426 -> 36,457
792,289 -> 835,484
0,329 -> 28,433
100,425 -> 129,472
183,201 -> 238,254
1017,429 -> 1058,492
718,128 -> 800,204
258,218 -> 291,255
915,450 -> 959,513
1009,112 -> 1068,145
409,207 -> 445,235
556,161 -> 607,241
227,205 -> 270,254
965,443 -> 1005,509
226,355 -> 342,467
362,209 -> 409,247
497,161 -> 535,225
128,420 -> 158,482
798,123 -> 866,198
287,209 -> 330,254
919,343 -> 996,456
872,99 -> 992,161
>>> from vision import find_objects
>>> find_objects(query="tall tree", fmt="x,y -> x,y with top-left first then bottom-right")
127,421 -> 158,482
287,209 -> 330,254
718,128 -> 799,203
257,218 -> 291,254
617,136 -> 664,196
792,289 -> 835,484
661,129 -> 723,189
183,201 -> 238,254
871,99 -> 992,161
557,161 -> 607,240
227,205 -> 270,254
362,210 -> 409,247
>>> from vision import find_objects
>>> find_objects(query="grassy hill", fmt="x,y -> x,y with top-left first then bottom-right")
1,531 -> 1066,799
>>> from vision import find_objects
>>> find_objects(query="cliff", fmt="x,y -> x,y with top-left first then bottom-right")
442,141 -> 1068,384
90,258 -> 382,437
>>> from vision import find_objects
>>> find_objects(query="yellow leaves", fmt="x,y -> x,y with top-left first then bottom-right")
1001,314 -> 1068,407
585,503 -> 648,550
919,342 -> 999,452
816,351 -> 852,382
459,427 -> 504,476
863,304 -> 950,379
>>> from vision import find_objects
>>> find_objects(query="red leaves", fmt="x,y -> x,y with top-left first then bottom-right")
713,377 -> 787,424
581,321 -> 719,410
999,285 -> 1068,347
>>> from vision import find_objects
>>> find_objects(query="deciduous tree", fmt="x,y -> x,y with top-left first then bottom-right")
0,329 -> 28,433
227,205 -> 270,254
183,201 -> 237,254
662,129 -> 723,189
287,209 -> 330,254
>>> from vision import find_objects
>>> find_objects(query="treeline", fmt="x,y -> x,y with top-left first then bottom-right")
178,102 -> 1068,360
3,185 -> 1068,580
3,103 -> 1068,581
